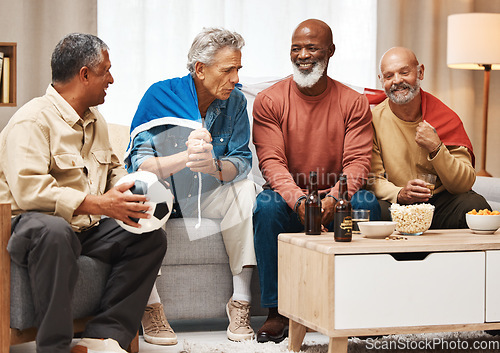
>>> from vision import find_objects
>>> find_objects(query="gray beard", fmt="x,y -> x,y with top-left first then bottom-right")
292,59 -> 327,89
386,77 -> 421,104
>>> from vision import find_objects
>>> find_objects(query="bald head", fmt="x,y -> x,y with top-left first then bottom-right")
379,47 -> 419,74
292,19 -> 333,47
379,47 -> 424,105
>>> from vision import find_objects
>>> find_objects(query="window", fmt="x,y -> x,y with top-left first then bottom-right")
98,0 -> 377,125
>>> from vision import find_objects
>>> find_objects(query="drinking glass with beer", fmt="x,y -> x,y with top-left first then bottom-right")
418,173 -> 437,196
352,209 -> 370,234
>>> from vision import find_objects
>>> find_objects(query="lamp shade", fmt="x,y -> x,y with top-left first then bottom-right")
447,13 -> 500,70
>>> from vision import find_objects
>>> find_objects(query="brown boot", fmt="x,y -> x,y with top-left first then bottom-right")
256,307 -> 289,343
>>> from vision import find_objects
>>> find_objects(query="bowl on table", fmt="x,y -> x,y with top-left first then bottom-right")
358,221 -> 397,239
466,213 -> 500,234
389,203 -> 435,236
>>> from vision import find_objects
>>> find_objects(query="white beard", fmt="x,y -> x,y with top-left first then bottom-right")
386,77 -> 421,104
292,59 -> 327,89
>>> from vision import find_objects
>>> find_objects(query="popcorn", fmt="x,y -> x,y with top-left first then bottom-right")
390,203 -> 435,235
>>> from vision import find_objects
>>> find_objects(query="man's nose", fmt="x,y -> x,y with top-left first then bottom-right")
229,70 -> 239,84
393,73 -> 403,84
298,48 -> 310,59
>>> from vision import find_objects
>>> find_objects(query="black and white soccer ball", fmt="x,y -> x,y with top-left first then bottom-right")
115,171 -> 173,234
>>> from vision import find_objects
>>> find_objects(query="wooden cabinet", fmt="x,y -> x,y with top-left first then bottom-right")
0,42 -> 17,106
278,230 -> 500,353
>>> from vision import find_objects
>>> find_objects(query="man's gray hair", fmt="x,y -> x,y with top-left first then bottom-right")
51,33 -> 109,84
187,27 -> 245,76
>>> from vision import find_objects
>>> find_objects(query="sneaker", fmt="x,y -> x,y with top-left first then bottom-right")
71,338 -> 127,353
226,297 -> 254,341
141,302 -> 178,345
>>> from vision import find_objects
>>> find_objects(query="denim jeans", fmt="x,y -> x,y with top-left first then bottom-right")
253,189 -> 381,308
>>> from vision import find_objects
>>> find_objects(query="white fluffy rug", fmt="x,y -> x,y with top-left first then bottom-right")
182,331 -> 500,353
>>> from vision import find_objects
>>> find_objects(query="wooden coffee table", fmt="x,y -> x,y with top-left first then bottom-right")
278,229 -> 500,353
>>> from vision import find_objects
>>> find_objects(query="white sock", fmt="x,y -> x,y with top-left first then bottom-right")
147,282 -> 161,306
232,267 -> 253,303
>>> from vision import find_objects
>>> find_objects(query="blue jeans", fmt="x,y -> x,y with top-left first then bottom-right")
253,189 -> 380,308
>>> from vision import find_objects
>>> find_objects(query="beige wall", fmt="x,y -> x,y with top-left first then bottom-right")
0,0 -> 97,130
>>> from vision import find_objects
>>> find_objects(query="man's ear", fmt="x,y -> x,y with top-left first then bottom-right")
194,61 -> 205,80
79,66 -> 90,84
418,64 -> 425,80
328,43 -> 335,58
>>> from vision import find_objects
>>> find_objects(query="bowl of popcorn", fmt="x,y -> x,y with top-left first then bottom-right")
389,203 -> 435,235
466,209 -> 500,234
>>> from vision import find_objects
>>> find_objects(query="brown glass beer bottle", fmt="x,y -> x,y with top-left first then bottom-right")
305,171 -> 321,235
334,173 -> 352,242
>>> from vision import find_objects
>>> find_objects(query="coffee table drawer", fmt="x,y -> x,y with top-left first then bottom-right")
334,251 -> 485,329
486,250 -> 500,322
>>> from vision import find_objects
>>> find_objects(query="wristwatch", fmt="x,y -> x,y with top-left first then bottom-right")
294,195 -> 307,213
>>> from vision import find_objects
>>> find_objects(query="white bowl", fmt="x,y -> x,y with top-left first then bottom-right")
358,221 -> 397,239
466,213 -> 500,234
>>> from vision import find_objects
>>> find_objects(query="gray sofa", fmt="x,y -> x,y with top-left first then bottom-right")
472,176 -> 500,211
8,84 -> 500,330
8,173 -> 500,331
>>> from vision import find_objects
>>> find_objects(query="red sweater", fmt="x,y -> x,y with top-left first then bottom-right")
252,76 -> 373,209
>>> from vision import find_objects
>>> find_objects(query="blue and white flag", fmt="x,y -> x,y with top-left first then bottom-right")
124,73 -> 203,165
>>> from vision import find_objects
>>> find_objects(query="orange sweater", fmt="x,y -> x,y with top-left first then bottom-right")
252,76 -> 373,209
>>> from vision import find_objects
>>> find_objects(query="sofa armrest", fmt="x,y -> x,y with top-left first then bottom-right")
472,176 -> 500,210
1,203 -> 11,352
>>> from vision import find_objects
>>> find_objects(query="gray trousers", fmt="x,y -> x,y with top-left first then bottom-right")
8,212 -> 167,353
379,190 -> 491,229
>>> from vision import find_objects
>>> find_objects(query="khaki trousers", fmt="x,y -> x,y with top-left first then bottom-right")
186,178 -> 257,275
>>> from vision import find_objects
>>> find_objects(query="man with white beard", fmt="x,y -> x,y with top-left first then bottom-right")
368,47 -> 490,227
252,19 -> 380,344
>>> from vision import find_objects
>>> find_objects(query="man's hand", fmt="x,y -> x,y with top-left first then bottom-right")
397,179 -> 432,204
296,201 -> 306,224
76,181 -> 152,229
297,199 -> 329,232
185,128 -> 216,174
321,196 -> 335,228
416,121 -> 441,153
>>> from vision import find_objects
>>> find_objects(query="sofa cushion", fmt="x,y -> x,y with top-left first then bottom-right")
472,176 -> 500,210
157,263 -> 266,320
163,218 -> 228,266
10,256 -> 110,330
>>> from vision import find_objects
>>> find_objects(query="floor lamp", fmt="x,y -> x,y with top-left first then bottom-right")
447,13 -> 500,177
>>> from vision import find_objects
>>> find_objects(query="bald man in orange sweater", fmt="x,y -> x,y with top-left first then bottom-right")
252,19 -> 380,343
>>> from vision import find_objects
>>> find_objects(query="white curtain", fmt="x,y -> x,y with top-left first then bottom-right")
97,0 -> 377,126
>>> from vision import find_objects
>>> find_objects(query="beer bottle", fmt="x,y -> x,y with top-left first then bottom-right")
305,171 -> 321,235
334,173 -> 352,242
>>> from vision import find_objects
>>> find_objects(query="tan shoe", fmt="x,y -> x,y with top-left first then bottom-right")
141,302 -> 178,345
226,297 -> 254,341
71,338 -> 127,353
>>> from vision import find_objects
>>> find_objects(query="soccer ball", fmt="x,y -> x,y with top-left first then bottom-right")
115,171 -> 174,234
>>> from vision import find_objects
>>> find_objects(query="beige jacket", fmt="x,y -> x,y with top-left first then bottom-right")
0,85 -> 127,231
